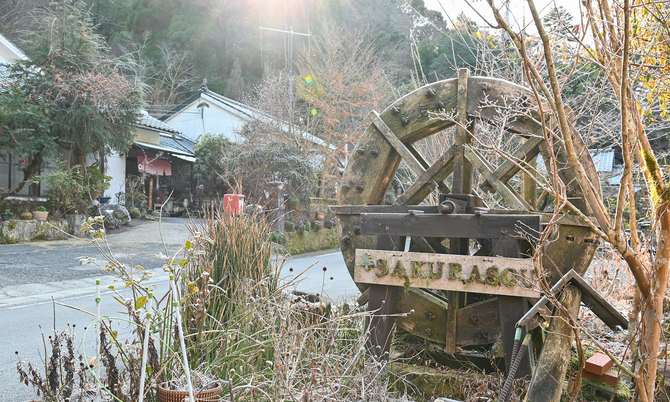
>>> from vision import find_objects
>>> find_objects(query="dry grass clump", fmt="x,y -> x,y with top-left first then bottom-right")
180,203 -> 418,401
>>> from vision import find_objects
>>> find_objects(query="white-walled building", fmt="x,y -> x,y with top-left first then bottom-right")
158,87 -> 256,143
0,32 -> 26,64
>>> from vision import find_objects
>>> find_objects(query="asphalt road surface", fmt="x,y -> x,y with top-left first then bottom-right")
0,217 -> 357,401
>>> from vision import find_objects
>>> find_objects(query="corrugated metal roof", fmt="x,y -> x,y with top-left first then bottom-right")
589,149 -> 615,172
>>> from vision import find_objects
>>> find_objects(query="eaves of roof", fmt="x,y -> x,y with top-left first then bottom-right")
0,32 -> 27,61
133,140 -> 194,157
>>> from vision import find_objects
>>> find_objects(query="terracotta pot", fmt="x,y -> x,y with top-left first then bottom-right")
157,381 -> 221,402
316,212 -> 325,221
33,211 -> 48,221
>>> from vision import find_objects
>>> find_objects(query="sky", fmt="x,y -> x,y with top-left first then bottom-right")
423,0 -> 587,32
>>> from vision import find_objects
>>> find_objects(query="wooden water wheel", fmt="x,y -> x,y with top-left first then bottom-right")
331,69 -> 604,385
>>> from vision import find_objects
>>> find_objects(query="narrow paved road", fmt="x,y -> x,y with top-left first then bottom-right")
0,217 -> 356,401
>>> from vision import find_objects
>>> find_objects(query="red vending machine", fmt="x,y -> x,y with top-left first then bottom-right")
223,194 -> 245,215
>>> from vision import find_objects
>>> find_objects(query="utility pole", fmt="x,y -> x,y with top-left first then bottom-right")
259,26 -> 310,140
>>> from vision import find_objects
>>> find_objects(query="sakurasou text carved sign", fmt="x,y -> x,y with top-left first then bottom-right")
354,249 -> 540,298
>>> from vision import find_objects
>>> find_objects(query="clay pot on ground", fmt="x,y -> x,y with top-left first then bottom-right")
32,211 -> 48,221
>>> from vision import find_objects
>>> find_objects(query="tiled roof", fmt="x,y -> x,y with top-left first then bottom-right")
158,88 -> 260,121
160,135 -> 196,155
138,111 -> 181,134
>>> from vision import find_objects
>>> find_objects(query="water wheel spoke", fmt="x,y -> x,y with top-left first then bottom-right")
369,110 -> 424,176
407,143 -> 452,195
464,145 -> 531,211
394,146 -> 457,206
480,135 -> 543,192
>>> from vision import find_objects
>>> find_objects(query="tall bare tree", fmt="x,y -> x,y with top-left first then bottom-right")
480,0 -> 670,399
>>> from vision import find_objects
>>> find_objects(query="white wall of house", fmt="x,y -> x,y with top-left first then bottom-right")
106,152 -> 126,203
0,33 -> 27,64
162,97 -> 246,143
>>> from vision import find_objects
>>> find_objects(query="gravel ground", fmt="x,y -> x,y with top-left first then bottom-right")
0,217 -> 193,288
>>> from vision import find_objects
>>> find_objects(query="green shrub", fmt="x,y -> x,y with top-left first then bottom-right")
129,208 -> 140,219
285,221 -> 295,232
271,231 -> 284,243
32,162 -> 86,215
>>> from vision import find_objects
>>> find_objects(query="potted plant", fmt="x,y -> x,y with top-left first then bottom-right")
88,167 -> 111,201
1,209 -> 12,221
32,206 -> 48,221
324,218 -> 335,229
295,220 -> 305,234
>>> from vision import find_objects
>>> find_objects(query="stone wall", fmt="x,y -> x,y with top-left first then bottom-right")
287,198 -> 337,224
0,219 -> 70,244
283,228 -> 339,255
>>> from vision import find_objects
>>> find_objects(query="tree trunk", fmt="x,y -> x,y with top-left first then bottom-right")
638,205 -> 670,401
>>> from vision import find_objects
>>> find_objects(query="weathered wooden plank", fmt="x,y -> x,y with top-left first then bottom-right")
455,298 -> 503,346
527,285 -> 582,401
487,209 -> 597,228
453,68 -> 474,195
354,249 -> 540,298
464,145 -> 531,211
445,291 -> 459,353
367,284 -> 398,357
395,146 -> 457,206
331,205 -> 439,215
395,288 -> 449,344
521,139 -> 539,210
366,235 -> 403,358
369,110 -> 425,176
495,236 -> 533,378
360,213 -> 541,240
570,270 -> 628,329
517,269 -> 628,331
407,143 -> 451,195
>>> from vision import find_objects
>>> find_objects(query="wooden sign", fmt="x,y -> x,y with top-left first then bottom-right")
354,249 -> 540,298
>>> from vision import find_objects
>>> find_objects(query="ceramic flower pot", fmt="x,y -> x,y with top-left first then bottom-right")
33,211 -> 48,221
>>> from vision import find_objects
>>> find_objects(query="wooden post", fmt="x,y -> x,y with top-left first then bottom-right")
526,285 -> 582,401
269,181 -> 286,233
148,177 -> 154,210
451,68 -> 474,255
522,139 -> 537,209
496,237 -> 533,378
366,235 -> 403,358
